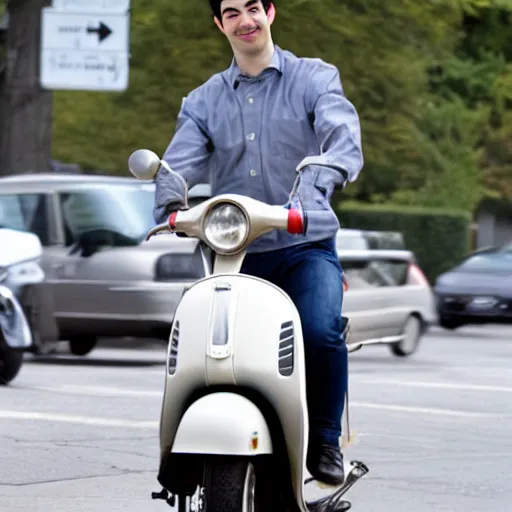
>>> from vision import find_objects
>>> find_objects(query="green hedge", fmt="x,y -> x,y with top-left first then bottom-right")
334,203 -> 472,284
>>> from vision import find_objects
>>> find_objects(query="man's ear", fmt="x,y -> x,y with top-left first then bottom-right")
267,3 -> 276,25
213,15 -> 225,33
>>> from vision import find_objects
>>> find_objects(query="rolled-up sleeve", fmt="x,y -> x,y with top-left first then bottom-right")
154,91 -> 212,223
299,62 -> 364,185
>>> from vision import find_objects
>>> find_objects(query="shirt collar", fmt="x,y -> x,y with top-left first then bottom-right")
226,45 -> 282,88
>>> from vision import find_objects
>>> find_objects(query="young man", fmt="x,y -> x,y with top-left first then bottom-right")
154,0 -> 363,485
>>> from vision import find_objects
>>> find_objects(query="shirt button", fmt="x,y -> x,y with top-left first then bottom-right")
248,97 -> 254,104
247,133 -> 255,141
250,169 -> 257,176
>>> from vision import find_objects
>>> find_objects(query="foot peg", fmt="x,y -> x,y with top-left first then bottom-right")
151,488 -> 176,507
306,460 -> 369,511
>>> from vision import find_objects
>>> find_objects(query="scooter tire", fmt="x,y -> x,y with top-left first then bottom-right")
203,455 -> 297,512
0,344 -> 23,385
203,456 -> 256,512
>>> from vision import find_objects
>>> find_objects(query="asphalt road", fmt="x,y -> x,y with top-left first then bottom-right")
1,325 -> 511,512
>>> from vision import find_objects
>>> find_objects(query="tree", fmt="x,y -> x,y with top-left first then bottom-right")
48,0 -> 511,211
0,0 -> 52,176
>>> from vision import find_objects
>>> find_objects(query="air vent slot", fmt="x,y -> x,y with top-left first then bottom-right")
168,321 -> 179,375
279,321 -> 294,377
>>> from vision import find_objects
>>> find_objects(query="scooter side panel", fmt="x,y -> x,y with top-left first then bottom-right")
229,276 -> 309,509
159,279 -> 212,458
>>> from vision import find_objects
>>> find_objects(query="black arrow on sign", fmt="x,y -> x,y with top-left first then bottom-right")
86,22 -> 112,43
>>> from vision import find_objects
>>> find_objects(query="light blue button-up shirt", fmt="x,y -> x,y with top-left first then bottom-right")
154,45 -> 363,253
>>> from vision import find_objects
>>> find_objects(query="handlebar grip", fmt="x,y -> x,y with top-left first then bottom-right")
287,208 -> 305,234
168,212 -> 178,231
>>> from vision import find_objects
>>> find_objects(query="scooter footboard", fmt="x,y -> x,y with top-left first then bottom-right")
171,392 -> 273,455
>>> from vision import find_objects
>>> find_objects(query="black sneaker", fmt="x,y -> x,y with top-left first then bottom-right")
306,443 -> 345,486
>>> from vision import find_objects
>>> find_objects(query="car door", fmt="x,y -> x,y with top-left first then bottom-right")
48,189 -> 110,325
340,251 -> 412,343
340,254 -> 385,344
362,254 -> 413,337
49,187 -> 138,326
49,184 -> 161,331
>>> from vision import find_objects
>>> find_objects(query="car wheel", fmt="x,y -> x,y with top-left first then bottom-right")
390,315 -> 422,357
0,340 -> 24,385
439,316 -> 463,330
69,336 -> 97,356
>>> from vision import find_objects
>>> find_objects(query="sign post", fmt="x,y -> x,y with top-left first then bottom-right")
40,1 -> 130,91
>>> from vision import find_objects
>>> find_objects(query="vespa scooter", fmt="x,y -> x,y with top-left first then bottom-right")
0,227 -> 45,384
129,149 -> 369,511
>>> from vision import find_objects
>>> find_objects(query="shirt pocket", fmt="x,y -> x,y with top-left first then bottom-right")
269,118 -> 307,160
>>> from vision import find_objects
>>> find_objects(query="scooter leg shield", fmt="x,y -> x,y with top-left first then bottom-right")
170,392 -> 273,456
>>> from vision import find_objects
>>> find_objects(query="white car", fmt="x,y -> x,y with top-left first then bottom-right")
336,232 -> 437,356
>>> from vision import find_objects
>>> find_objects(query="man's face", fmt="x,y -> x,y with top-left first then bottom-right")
214,0 -> 275,55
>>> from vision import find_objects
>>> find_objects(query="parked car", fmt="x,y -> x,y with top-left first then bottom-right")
434,246 -> 512,329
0,173 -> 436,357
0,173 -> 211,356
337,243 -> 437,357
335,228 -> 406,252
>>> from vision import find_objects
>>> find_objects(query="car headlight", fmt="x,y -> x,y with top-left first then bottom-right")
8,260 -> 44,281
203,203 -> 249,254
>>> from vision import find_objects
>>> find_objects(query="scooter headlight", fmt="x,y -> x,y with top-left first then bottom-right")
203,203 -> 249,254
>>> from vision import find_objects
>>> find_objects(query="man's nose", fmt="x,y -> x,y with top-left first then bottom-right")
239,11 -> 253,26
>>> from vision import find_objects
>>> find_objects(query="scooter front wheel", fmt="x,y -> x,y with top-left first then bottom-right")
201,455 -> 298,512
203,456 -> 256,512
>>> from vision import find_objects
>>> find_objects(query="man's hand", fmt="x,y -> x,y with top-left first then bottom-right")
153,166 -> 189,224
285,164 -> 346,237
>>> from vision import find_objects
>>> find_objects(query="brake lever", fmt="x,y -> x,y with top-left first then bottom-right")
146,222 -> 172,241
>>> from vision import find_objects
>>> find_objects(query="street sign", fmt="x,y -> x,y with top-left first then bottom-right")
40,7 -> 130,91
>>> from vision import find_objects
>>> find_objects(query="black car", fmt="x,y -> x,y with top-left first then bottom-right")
434,247 -> 512,329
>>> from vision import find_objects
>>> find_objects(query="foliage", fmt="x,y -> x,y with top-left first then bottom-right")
41,0 -> 512,210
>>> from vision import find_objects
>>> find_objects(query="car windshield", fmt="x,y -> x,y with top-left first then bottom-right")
61,183 -> 157,243
60,182 -> 211,244
460,251 -> 512,273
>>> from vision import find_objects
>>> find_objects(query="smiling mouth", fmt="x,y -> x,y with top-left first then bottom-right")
238,28 -> 259,37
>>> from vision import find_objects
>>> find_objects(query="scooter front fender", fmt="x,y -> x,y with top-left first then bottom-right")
171,392 -> 273,455
0,285 -> 32,349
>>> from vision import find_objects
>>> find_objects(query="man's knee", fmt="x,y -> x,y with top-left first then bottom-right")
302,313 -> 346,350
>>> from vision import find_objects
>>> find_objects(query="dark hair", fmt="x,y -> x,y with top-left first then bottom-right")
208,0 -> 273,21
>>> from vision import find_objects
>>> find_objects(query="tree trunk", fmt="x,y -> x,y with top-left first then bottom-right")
0,0 -> 52,176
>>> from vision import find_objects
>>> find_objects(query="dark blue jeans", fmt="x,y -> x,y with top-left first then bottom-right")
241,237 -> 348,447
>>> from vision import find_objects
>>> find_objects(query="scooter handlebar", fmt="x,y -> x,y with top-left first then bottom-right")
146,204 -> 305,242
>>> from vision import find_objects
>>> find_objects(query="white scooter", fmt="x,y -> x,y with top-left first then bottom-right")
0,228 -> 45,384
129,149 -> 369,512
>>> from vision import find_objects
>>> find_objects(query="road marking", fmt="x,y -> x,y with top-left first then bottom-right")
0,410 -> 159,428
351,378 -> 512,394
351,402 -> 506,418
0,402 -> 502,431
30,384 -> 162,398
